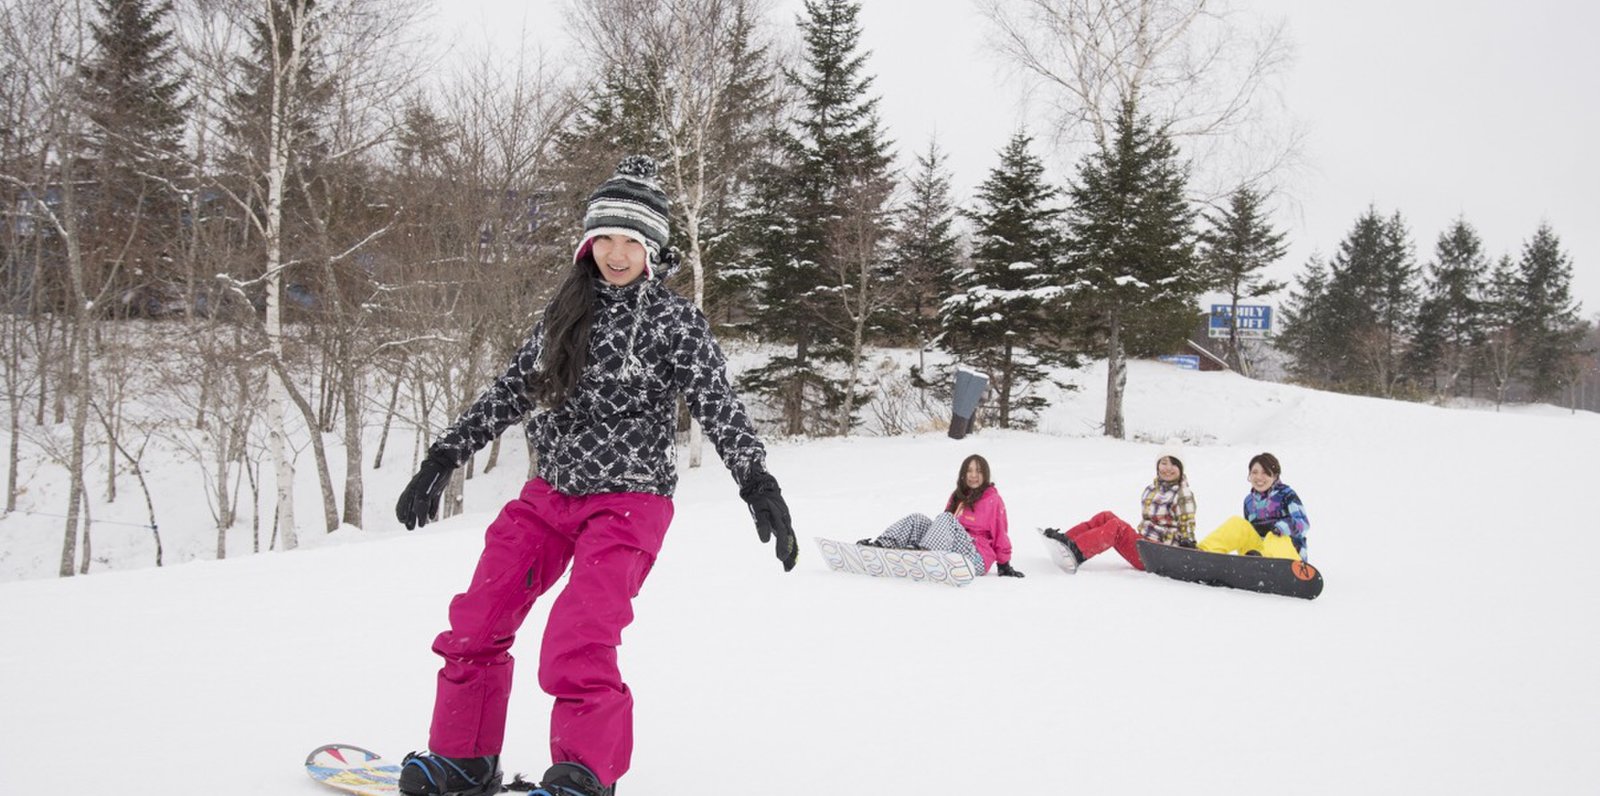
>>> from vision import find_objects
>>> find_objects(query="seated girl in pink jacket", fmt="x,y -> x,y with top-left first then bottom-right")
858,454 -> 1024,577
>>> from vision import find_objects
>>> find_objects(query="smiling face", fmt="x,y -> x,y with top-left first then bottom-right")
1156,456 -> 1181,482
1248,462 -> 1276,492
590,234 -> 648,286
963,459 -> 985,489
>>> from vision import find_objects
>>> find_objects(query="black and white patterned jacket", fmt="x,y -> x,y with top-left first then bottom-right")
429,253 -> 766,498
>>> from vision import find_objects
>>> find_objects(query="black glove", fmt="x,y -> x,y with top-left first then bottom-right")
740,471 -> 797,572
1250,518 -> 1279,538
396,452 -> 455,530
996,562 -> 1025,578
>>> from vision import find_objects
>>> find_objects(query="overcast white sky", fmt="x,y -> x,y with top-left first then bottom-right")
433,0 -> 1600,316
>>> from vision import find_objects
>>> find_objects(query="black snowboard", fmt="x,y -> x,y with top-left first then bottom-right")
1137,539 -> 1324,600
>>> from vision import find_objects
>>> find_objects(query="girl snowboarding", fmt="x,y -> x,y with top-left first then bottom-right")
392,156 -> 797,796
859,454 -> 1023,577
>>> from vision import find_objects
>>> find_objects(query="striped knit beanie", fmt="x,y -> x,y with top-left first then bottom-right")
574,155 -> 671,276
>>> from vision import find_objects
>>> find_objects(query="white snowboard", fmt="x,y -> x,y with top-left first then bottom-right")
1038,528 -> 1080,574
814,537 -> 977,587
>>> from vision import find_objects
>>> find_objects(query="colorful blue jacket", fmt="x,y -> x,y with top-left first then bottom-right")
1243,481 -> 1310,559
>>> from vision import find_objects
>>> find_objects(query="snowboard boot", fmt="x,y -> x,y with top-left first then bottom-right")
859,537 -> 919,551
397,751 -> 503,796
1042,528 -> 1083,573
528,762 -> 613,796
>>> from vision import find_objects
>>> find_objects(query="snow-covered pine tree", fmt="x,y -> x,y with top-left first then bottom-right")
887,139 -> 961,359
940,130 -> 1066,428
1062,99 -> 1199,438
739,0 -> 892,435
1198,186 -> 1287,373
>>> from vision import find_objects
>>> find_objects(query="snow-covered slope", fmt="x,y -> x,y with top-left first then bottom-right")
0,359 -> 1594,794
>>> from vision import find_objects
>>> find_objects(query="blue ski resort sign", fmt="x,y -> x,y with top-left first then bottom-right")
1208,304 -> 1273,338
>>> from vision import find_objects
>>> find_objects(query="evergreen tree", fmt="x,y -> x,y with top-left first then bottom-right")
1405,218 -> 1486,399
740,0 -> 892,435
941,130 -> 1065,428
1515,223 -> 1585,398
1198,186 -> 1287,372
1481,254 -> 1524,407
1317,207 -> 1419,395
1062,99 -> 1199,438
220,0 -> 335,277
686,8 -> 783,325
889,139 -> 961,353
77,0 -> 189,315
548,64 -> 668,257
1275,255 -> 1338,386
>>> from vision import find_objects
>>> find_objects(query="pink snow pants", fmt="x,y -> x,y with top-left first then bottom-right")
428,477 -> 674,787
1066,510 -> 1145,570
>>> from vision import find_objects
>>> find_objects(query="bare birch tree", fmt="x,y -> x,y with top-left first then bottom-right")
182,0 -> 427,545
977,0 -> 1298,196
378,49 -> 573,521
572,0 -> 781,463
0,0 -> 118,575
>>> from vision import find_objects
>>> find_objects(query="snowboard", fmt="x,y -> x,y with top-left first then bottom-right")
1136,539 -> 1324,599
814,537 -> 977,587
306,744 -> 402,796
1038,528 -> 1080,574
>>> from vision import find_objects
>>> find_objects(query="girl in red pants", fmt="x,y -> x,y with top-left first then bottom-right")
1042,453 -> 1196,572
391,157 -> 797,796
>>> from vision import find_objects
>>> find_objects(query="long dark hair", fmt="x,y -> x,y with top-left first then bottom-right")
530,255 -> 599,408
945,454 -> 992,513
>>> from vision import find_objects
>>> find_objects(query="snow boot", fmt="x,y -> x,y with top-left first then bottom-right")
527,762 -> 613,796
397,751 -> 503,796
858,537 -> 919,551
1041,527 -> 1083,573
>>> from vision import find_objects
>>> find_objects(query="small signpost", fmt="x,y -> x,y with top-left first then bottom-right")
948,367 -> 989,440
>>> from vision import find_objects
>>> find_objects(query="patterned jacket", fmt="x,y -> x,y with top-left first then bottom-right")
1243,480 -> 1310,559
1138,477 -> 1197,546
429,252 -> 766,498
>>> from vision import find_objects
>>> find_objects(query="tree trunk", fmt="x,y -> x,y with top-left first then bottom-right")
686,212 -> 706,467
5,314 -> 20,513
1105,309 -> 1127,439
265,66 -> 298,550
999,343 -> 1014,428
264,0 -> 311,551
787,337 -> 809,436
340,352 -> 363,528
840,314 -> 867,436
1226,296 -> 1243,372
372,370 -> 403,470
268,354 -> 341,534
58,164 -> 90,577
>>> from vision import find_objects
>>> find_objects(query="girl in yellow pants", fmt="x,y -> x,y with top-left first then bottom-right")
1196,452 -> 1310,561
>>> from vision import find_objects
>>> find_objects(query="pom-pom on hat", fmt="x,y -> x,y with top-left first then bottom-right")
574,155 -> 671,277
